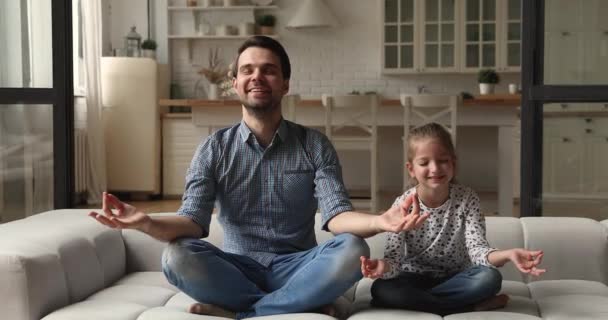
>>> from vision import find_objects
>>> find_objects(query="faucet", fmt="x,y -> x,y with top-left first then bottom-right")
417,85 -> 429,94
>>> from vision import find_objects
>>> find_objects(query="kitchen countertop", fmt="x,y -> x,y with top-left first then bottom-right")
159,94 -> 522,109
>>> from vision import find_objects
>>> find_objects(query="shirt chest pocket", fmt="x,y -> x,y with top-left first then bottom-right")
282,169 -> 315,207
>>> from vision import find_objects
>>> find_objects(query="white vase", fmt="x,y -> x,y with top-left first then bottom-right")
208,83 -> 219,100
142,49 -> 156,59
479,83 -> 495,95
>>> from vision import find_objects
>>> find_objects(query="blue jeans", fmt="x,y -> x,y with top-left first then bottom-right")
162,233 -> 369,319
371,265 -> 502,315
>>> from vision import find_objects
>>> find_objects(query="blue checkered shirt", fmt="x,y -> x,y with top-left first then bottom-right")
177,119 -> 354,266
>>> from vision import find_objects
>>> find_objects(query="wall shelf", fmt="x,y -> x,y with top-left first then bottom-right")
168,5 -> 278,11
168,35 -> 279,40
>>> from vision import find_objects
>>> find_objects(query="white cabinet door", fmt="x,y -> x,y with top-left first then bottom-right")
383,0 -> 418,73
543,119 -> 585,196
420,0 -> 459,72
162,117 -> 210,196
585,118 -> 608,195
544,31 -> 585,84
461,0 -> 498,71
499,0 -> 521,71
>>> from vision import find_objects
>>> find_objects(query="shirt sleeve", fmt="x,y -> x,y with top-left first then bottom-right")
311,131 -> 354,230
464,189 -> 498,267
381,194 -> 408,279
176,136 -> 218,238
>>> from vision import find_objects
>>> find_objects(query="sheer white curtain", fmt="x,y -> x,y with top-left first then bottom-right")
81,0 -> 107,204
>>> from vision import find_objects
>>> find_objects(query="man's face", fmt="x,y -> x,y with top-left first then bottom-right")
232,47 -> 289,115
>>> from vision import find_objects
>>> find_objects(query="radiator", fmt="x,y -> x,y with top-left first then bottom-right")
74,129 -> 88,194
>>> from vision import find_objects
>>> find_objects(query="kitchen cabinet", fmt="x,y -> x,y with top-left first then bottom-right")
382,0 -> 520,73
544,0 -> 608,85
382,0 -> 459,73
543,117 -> 608,199
162,116 -> 210,196
461,0 -> 521,72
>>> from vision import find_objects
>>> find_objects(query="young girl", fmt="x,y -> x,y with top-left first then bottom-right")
360,122 -> 545,315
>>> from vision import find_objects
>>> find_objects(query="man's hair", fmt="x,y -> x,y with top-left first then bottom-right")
231,36 -> 291,80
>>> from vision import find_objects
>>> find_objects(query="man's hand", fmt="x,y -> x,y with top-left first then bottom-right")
373,193 -> 429,233
509,248 -> 545,276
89,192 -> 151,232
360,256 -> 388,279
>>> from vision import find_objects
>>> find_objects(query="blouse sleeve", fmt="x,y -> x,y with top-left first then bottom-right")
464,189 -> 498,267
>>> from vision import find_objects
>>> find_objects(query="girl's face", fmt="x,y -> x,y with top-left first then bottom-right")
406,138 -> 455,192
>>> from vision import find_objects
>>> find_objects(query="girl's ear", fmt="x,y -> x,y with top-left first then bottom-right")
406,162 -> 415,177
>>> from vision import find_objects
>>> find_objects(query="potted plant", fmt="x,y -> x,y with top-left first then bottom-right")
141,39 -> 157,59
478,68 -> 500,95
256,14 -> 276,35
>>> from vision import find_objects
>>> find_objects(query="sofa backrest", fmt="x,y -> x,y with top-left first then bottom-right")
486,217 -> 526,282
521,217 -> 608,283
124,214 -> 608,285
0,210 -> 126,320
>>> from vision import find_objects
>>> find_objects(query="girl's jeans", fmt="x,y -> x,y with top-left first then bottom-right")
371,265 -> 503,315
162,233 -> 369,319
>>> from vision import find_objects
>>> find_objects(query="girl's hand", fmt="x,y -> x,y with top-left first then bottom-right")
375,193 -> 429,233
510,249 -> 546,276
360,256 -> 387,279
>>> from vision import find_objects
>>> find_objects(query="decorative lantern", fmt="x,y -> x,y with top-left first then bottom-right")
124,26 -> 141,57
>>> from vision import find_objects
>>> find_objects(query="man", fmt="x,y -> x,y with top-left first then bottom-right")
89,36 -> 428,319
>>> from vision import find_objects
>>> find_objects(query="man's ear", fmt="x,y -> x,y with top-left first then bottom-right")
283,80 -> 290,95
232,77 -> 237,89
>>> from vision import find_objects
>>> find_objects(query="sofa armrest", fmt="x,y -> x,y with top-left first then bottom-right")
0,242 -> 70,320
0,210 -> 127,320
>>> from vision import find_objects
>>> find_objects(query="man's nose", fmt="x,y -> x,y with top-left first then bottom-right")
251,68 -> 263,80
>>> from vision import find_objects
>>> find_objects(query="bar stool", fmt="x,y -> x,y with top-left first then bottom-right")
282,94 -> 300,122
322,94 -> 379,213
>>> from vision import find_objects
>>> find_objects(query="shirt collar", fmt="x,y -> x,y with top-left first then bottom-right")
238,118 -> 289,144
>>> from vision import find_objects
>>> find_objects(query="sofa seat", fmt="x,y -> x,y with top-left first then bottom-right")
2,210 -> 608,320
41,271 -> 342,320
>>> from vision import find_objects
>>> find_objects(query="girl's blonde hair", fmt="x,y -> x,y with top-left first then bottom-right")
406,122 -> 457,187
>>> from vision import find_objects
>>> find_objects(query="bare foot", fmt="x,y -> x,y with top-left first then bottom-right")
319,304 -> 337,317
189,303 -> 236,319
474,294 -> 510,311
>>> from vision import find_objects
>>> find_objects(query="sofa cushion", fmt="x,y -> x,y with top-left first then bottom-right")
444,311 -> 541,319
115,271 -> 178,291
527,280 -> 608,300
500,280 -> 531,298
348,308 -> 443,320
536,295 -> 608,320
485,217 -> 526,282
521,217 -> 608,283
40,300 -> 148,320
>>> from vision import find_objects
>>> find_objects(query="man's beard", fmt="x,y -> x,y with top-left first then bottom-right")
242,98 -> 280,119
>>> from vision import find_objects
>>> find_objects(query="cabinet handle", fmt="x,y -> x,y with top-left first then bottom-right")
586,128 -> 593,134
562,137 -> 570,142
585,118 -> 593,123
603,104 -> 608,109
561,31 -> 570,36
560,103 -> 568,109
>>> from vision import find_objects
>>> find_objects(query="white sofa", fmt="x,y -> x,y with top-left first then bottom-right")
1,209 -> 608,320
